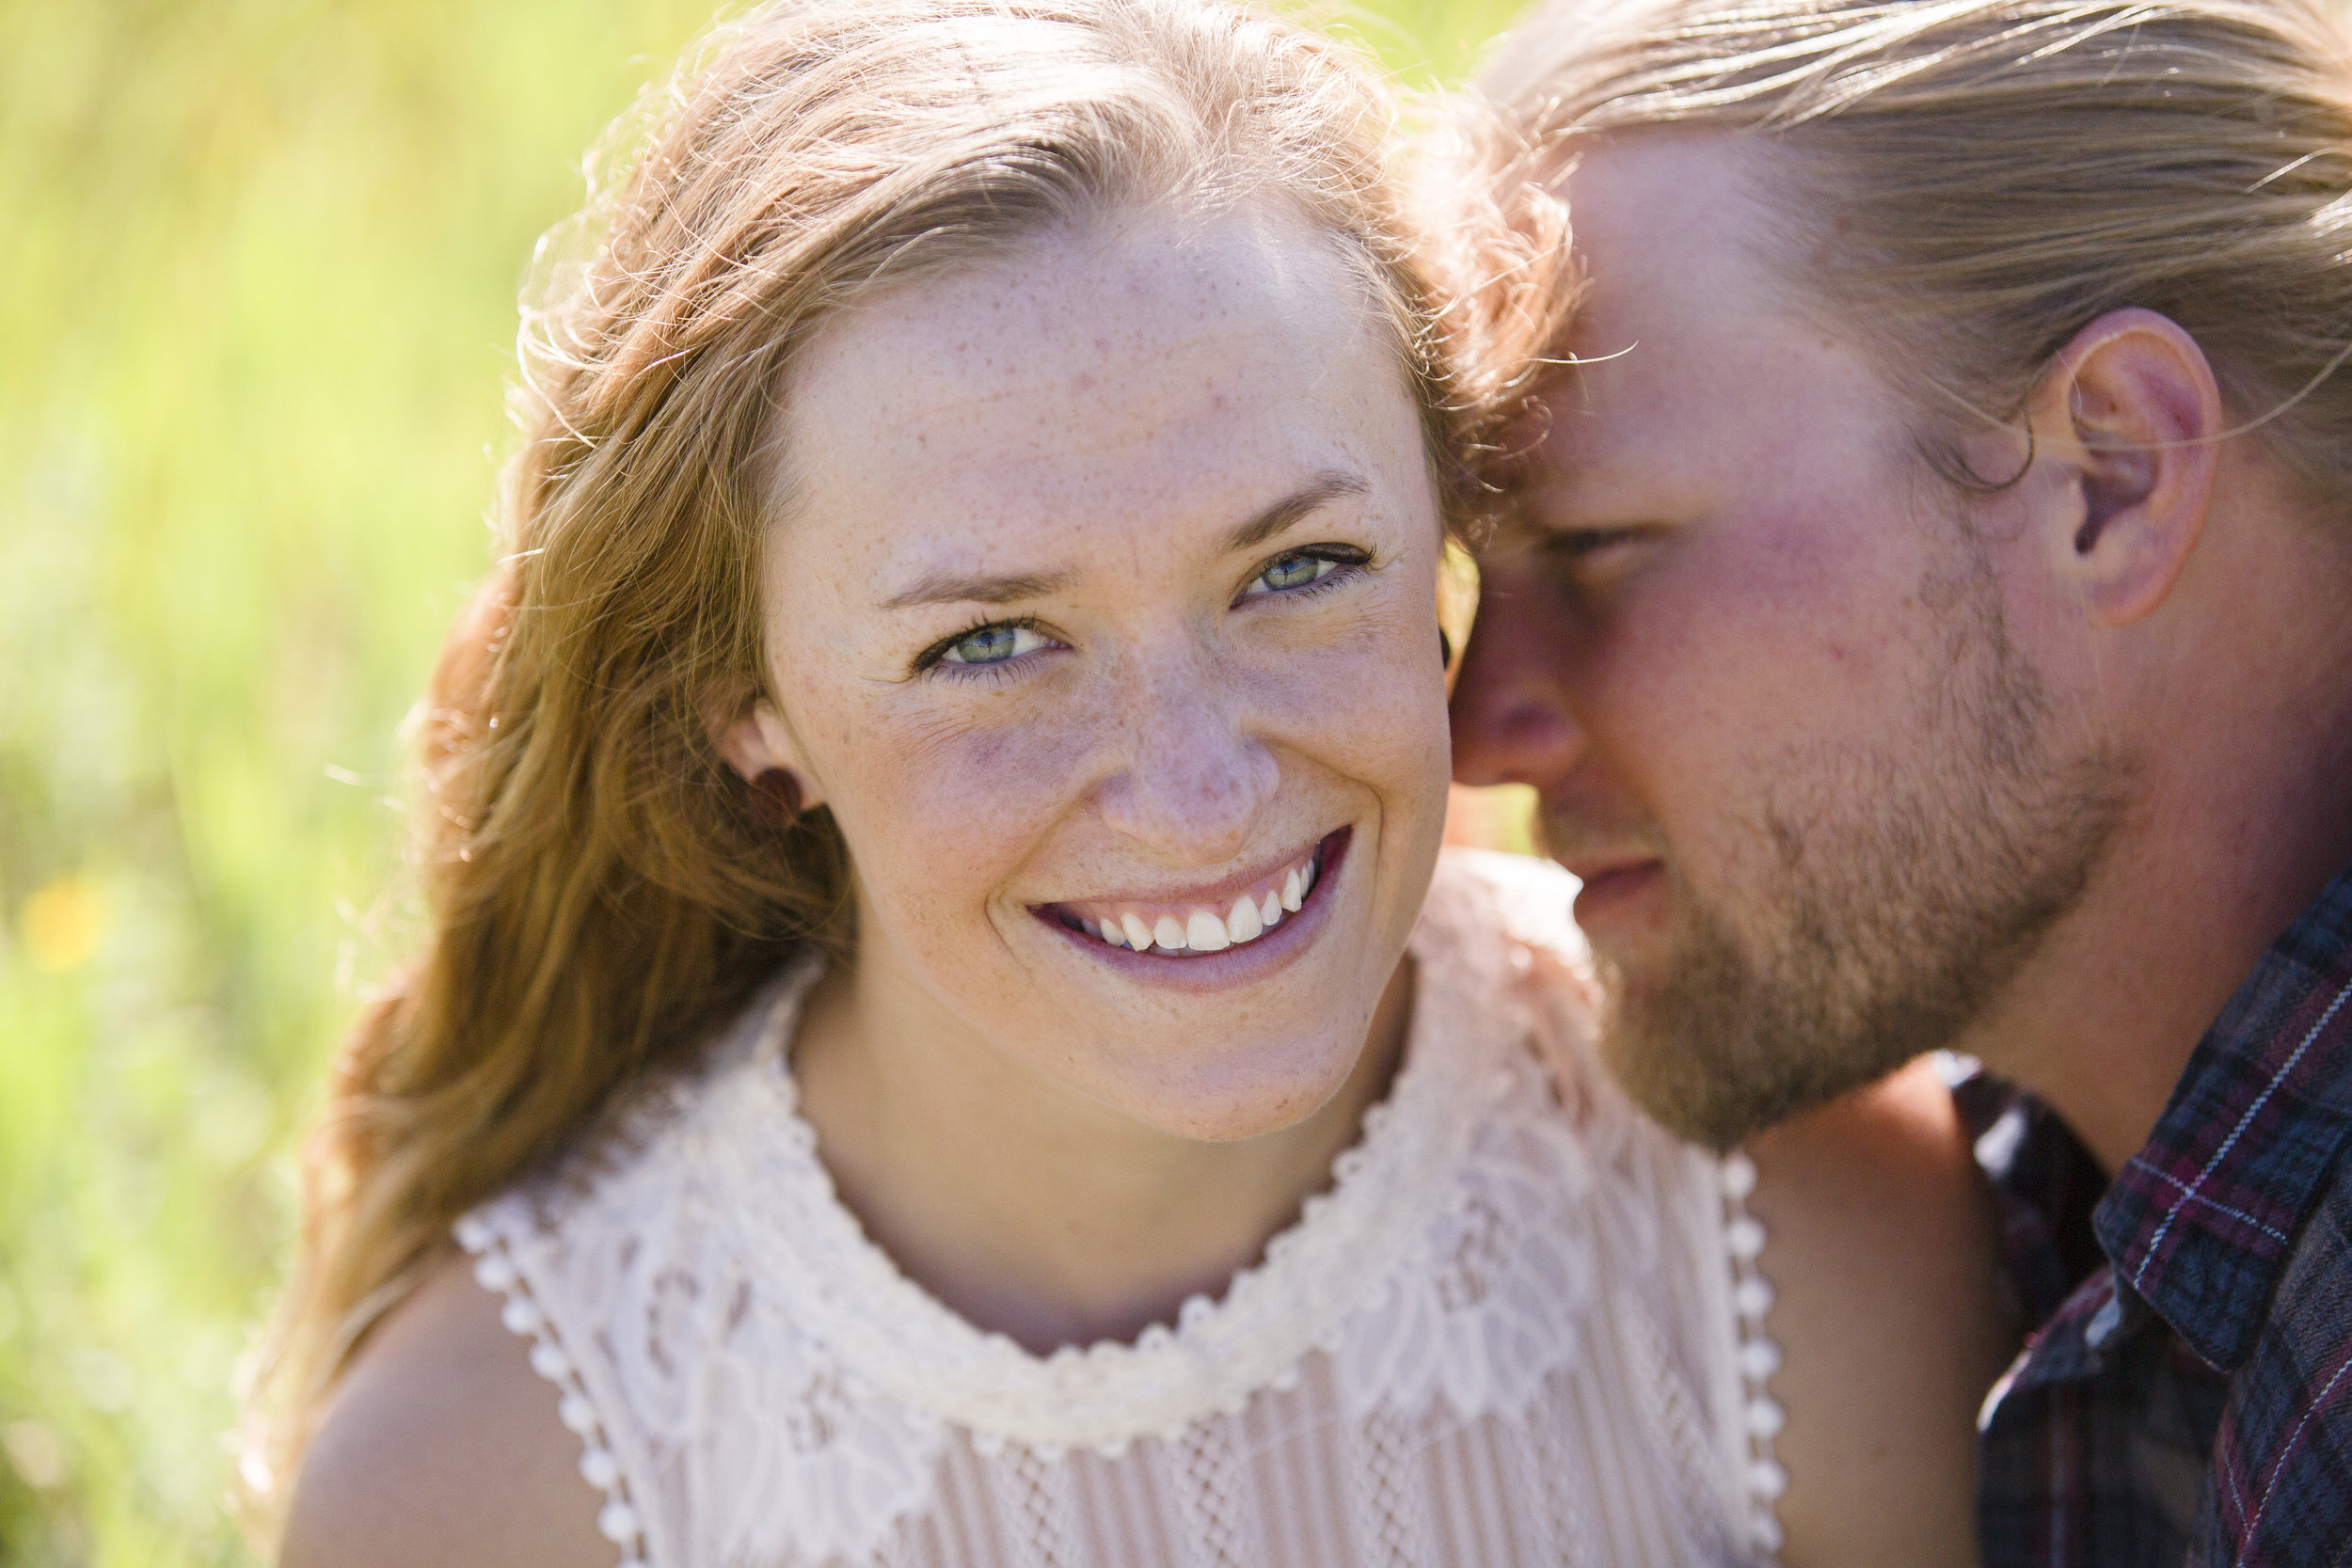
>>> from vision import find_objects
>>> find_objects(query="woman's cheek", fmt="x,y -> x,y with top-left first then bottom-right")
840,702 -> 1098,920
1256,605 -> 1450,778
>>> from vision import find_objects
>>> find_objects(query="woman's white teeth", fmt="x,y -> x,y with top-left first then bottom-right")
1227,895 -> 1262,943
1083,851 -> 1320,955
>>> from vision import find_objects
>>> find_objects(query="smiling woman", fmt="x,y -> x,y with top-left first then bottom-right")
712,207 -> 1452,1140
229,1 -> 1985,1565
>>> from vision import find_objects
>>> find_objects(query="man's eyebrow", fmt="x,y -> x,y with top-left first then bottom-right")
1223,470 -> 1371,554
878,567 -> 1078,611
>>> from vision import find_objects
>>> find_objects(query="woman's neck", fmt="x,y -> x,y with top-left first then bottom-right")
789,954 -> 1417,1355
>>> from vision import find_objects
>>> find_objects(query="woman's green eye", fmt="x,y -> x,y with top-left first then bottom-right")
939,623 -> 1043,666
1258,552 -> 1336,593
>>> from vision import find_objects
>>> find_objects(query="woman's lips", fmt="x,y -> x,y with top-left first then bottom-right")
1046,836 -> 1329,956
1036,828 -> 1351,985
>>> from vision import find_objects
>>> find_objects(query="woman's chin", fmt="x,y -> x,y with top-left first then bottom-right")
1080,1036 -> 1369,1145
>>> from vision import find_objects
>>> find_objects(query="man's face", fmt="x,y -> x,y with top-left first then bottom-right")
1452,135 -> 2129,1148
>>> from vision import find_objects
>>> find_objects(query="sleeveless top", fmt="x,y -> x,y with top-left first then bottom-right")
456,850 -> 1789,1568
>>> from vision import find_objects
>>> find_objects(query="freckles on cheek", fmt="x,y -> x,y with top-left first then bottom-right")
914,726 -> 1073,828
840,708 -> 1098,925
1252,635 -> 1450,782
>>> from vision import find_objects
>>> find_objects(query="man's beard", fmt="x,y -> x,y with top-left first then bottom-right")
1573,543 -> 2135,1151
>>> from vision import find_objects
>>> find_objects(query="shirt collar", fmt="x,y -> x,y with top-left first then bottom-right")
2091,862 -> 2352,1370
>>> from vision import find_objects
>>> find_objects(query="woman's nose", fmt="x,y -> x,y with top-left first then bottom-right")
1094,657 -> 1281,863
1449,567 -> 1590,790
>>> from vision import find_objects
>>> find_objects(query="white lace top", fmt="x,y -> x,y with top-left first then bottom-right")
457,850 -> 1788,1568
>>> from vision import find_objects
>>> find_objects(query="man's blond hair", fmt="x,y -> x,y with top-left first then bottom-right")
1483,0 -> 2352,502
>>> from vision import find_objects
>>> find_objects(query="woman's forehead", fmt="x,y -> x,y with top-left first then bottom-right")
793,207 -> 1382,418
769,207 -> 1422,579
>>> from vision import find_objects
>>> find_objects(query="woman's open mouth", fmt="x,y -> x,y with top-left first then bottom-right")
1037,828 -> 1347,958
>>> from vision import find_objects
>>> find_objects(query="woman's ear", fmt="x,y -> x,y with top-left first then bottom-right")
708,691 -> 826,814
2026,307 -> 2223,628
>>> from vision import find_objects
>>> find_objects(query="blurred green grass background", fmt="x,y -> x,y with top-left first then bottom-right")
0,0 -> 1524,1561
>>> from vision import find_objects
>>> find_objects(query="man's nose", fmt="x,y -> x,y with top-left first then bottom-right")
1450,565 -> 1589,788
1095,653 -> 1281,864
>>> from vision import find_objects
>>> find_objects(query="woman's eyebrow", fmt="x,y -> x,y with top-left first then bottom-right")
877,470 -> 1369,611
1223,469 -> 1369,553
879,567 -> 1077,610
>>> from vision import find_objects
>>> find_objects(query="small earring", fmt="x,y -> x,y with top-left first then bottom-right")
750,768 -> 803,829
1439,628 -> 1454,668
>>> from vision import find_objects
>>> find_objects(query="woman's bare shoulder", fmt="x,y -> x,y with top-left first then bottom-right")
278,1250 -> 615,1568
1748,1055 -> 2021,1568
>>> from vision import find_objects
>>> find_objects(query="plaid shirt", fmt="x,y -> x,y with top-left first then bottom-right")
1968,861 -> 2352,1568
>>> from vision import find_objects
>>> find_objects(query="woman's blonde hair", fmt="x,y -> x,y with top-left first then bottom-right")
241,0 -> 1565,1524
1480,0 -> 2352,500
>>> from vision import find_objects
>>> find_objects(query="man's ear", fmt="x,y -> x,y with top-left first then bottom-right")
2025,307 -> 2222,628
707,689 -> 826,813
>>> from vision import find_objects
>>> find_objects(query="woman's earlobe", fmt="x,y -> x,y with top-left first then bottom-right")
750,768 -> 804,828
714,696 -> 828,814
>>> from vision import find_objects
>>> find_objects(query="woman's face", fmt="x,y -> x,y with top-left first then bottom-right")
725,203 -> 1451,1142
